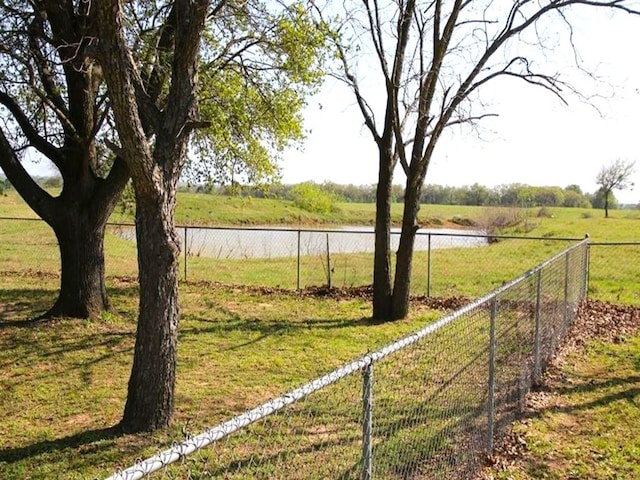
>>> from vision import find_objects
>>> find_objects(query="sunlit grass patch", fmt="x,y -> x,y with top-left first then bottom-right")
488,335 -> 640,480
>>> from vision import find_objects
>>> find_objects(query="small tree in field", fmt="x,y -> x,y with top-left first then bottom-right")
596,159 -> 635,217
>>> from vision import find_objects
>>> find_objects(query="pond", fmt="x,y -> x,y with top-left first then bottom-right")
112,225 -> 487,260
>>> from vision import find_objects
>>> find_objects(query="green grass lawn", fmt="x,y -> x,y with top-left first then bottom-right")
0,275 -> 445,479
485,303 -> 640,480
0,191 -> 639,478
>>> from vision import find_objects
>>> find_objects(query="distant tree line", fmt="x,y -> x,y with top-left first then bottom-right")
1,175 -> 627,211
184,180 -> 626,210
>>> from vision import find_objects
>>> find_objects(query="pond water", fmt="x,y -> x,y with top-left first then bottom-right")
112,225 -> 487,259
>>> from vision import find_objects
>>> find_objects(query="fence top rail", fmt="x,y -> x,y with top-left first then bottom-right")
590,241 -> 640,246
105,237 -> 589,480
0,216 -> 595,243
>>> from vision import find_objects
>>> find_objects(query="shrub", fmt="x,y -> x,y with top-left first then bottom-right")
537,207 -> 553,218
474,207 -> 525,235
289,182 -> 338,214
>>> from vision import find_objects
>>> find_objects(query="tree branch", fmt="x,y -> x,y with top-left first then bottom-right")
0,126 -> 54,221
0,92 -> 65,167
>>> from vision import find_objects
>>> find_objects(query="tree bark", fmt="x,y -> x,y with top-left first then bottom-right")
47,213 -> 109,318
372,147 -> 394,320
120,187 -> 180,432
391,176 -> 422,320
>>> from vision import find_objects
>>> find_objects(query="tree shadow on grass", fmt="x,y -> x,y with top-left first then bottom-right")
0,425 -> 122,464
179,310 -> 378,352
0,284 -> 140,326
536,375 -> 640,415
0,288 -> 58,326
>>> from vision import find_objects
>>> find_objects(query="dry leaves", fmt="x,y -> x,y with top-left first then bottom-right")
480,298 -> 640,478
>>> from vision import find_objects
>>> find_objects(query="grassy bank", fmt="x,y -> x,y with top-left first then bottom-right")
2,189 -> 640,237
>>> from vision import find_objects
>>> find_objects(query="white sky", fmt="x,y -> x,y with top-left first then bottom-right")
281,7 -> 640,204
15,5 -> 640,204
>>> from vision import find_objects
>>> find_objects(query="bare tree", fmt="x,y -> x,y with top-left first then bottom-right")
325,0 -> 640,320
596,159 -> 636,217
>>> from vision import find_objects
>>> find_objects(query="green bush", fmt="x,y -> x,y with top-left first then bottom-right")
289,182 -> 338,214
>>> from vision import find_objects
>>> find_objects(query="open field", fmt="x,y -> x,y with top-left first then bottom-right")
0,191 -> 639,478
2,190 -> 639,304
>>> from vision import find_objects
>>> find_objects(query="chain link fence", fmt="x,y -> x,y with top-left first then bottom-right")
1,218 -> 636,303
2,218 -> 631,477
105,240 -> 588,480
174,226 -> 581,298
3,217 -> 637,303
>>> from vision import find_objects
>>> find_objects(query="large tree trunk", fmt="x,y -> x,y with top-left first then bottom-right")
0,131 -> 128,320
391,176 -> 422,320
120,186 -> 181,432
47,212 -> 110,318
372,148 -> 395,320
95,0 -> 208,432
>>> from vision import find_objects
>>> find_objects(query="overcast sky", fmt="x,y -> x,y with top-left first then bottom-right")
280,6 -> 640,204
15,5 -> 639,204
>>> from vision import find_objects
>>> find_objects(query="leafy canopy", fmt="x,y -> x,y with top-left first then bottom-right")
186,1 -> 330,187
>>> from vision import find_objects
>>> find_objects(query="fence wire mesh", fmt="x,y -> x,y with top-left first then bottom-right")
106,240 -> 588,480
174,227 -> 578,298
2,218 -> 592,300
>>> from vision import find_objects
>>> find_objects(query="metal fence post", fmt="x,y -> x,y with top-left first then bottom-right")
426,233 -> 432,297
297,229 -> 301,290
563,251 -> 570,330
487,296 -> 498,453
582,236 -> 590,299
184,226 -> 188,281
362,362 -> 373,480
326,233 -> 332,288
533,269 -> 542,383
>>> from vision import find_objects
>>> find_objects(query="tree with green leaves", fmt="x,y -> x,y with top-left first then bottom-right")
325,0 -> 640,320
186,2 -> 327,188
0,1 -> 130,319
596,159 -> 635,217
0,0 -> 324,326
94,0 -> 326,432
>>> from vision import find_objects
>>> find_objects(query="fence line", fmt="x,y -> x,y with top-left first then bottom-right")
101,221 -> 584,296
2,216 -> 636,302
1,216 -> 585,298
106,239 -> 589,480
